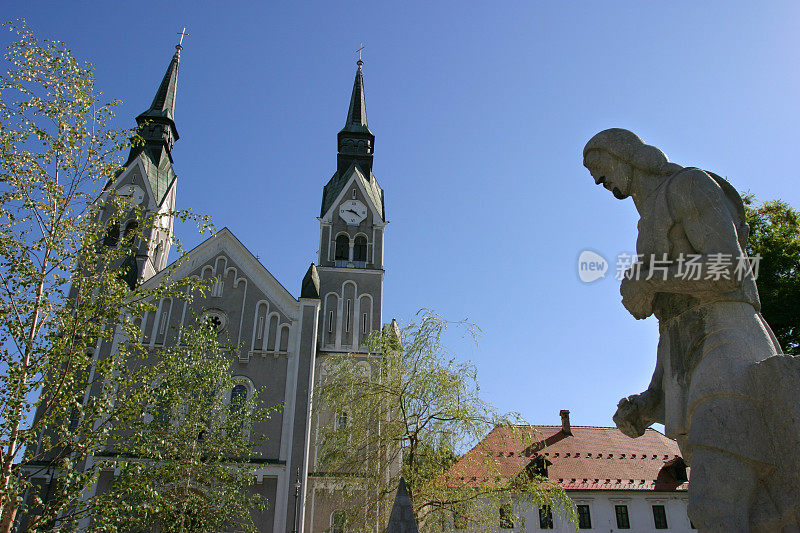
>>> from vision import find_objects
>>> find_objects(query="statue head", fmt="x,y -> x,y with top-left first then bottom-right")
583,128 -> 682,200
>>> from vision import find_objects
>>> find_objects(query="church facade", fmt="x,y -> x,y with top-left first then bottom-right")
96,44 -> 389,532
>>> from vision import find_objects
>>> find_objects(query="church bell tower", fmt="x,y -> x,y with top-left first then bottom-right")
102,42 -> 182,289
316,59 -> 386,352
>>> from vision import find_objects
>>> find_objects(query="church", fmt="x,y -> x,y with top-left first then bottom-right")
98,41 -> 390,532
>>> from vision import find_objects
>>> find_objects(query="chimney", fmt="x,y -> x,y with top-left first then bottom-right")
560,410 -> 572,436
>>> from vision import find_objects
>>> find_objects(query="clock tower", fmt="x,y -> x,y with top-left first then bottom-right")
316,60 -> 386,353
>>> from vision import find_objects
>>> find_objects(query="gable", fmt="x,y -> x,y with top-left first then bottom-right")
106,152 -> 176,208
320,164 -> 384,221
320,165 -> 385,224
103,158 -> 157,211
104,154 -> 176,210
141,227 -> 299,317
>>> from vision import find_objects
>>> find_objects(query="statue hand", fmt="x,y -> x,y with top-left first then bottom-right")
620,277 -> 654,320
613,392 -> 654,438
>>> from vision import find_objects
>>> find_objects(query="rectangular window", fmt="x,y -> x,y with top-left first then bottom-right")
158,313 -> 167,335
257,316 -> 264,339
362,313 -> 368,334
577,505 -> 592,529
499,506 -> 513,529
652,505 -> 668,529
328,311 -> 334,333
539,505 -> 553,529
615,505 -> 630,529
345,299 -> 351,332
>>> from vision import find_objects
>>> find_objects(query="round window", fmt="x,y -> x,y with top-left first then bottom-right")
200,309 -> 228,332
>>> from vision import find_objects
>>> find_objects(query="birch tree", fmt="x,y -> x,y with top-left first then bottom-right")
0,21 -> 271,532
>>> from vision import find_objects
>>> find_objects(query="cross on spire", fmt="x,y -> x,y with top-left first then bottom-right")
177,27 -> 189,49
356,42 -> 364,66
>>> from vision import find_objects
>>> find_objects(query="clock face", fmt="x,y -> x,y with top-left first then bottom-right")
339,200 -> 367,225
121,184 -> 146,205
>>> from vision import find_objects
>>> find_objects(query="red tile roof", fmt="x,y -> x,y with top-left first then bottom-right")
445,425 -> 688,492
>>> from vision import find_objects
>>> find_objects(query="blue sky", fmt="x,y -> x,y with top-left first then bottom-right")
5,2 -> 800,430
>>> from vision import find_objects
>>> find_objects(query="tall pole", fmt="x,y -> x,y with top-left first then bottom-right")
292,467 -> 301,533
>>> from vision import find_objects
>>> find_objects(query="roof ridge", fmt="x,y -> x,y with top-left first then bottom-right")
511,424 -> 666,435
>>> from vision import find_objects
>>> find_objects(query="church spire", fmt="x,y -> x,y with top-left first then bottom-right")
127,41 -> 182,165
337,60 -> 375,176
142,46 -> 180,123
343,62 -> 368,132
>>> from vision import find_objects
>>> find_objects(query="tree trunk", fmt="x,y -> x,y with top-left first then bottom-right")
0,503 -> 18,533
0,260 -> 50,533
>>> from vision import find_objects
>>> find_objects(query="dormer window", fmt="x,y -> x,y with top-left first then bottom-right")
528,455 -> 550,478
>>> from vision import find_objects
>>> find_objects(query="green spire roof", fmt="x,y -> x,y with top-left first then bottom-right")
329,62 -> 379,209
341,63 -> 371,135
138,45 -> 181,124
122,44 -> 182,206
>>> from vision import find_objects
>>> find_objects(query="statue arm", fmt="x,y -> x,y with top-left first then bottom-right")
644,354 -> 665,422
614,352 -> 664,437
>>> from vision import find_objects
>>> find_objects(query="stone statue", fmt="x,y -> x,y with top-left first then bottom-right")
583,128 -> 800,532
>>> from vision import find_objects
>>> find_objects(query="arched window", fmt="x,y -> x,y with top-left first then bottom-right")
103,222 -> 120,247
266,315 -> 279,351
211,276 -> 224,297
228,379 -> 253,436
153,242 -> 163,267
121,253 -> 139,290
123,221 -> 139,243
279,325 -> 290,352
229,384 -> 248,415
154,404 -> 170,428
356,361 -> 370,378
331,510 -> 346,533
324,294 -> 338,346
353,235 -> 367,265
334,234 -> 350,261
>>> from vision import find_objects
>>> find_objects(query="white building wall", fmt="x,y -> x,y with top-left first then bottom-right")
469,491 -> 693,532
